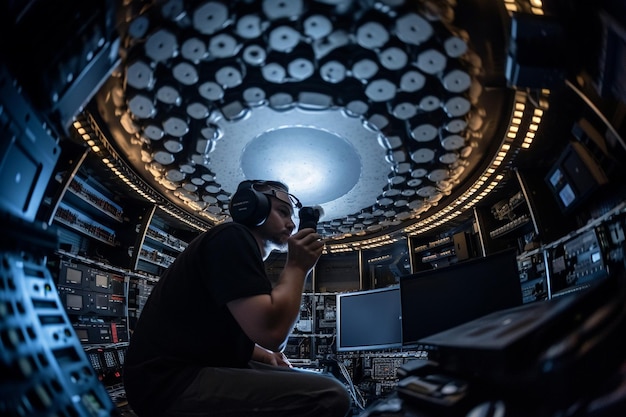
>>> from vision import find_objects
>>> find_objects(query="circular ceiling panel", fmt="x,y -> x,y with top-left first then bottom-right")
101,0 -> 489,238
209,106 -> 389,221
241,127 -> 361,205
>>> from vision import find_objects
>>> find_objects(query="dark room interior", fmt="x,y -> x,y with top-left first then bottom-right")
1,0 -> 626,416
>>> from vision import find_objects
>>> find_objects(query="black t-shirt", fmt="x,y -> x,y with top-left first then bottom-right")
123,222 -> 272,416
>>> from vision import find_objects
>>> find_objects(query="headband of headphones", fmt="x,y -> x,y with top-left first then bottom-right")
229,180 -> 300,226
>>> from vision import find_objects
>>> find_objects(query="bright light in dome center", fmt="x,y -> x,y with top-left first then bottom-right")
279,161 -> 325,192
241,126 -> 361,206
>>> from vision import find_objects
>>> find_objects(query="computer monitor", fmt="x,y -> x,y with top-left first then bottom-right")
400,249 -> 523,346
336,285 -> 402,352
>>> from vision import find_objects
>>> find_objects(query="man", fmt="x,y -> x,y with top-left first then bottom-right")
123,180 -> 351,417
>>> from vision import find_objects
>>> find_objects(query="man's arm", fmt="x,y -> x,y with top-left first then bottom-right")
228,229 -> 323,351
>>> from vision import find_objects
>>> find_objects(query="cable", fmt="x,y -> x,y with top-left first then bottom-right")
331,355 -> 366,410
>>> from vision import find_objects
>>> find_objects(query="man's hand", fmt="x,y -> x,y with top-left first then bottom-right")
253,344 -> 293,368
286,228 -> 325,274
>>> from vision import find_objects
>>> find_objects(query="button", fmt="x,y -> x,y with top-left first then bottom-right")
396,13 -> 433,44
193,1 -> 228,35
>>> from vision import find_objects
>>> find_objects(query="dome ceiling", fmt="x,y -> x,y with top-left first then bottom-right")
95,0 -> 510,240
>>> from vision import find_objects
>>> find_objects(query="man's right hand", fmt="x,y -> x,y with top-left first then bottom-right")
286,228 -> 324,273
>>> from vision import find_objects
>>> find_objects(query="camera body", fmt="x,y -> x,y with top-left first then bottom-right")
298,206 -> 323,231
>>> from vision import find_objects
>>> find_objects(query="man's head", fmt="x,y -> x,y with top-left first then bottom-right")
229,180 -> 301,227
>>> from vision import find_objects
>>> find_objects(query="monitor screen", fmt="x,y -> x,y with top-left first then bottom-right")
95,273 -> 108,289
65,267 -> 83,285
336,286 -> 402,352
96,294 -> 109,309
75,328 -> 89,342
400,249 -> 523,346
66,293 -> 83,309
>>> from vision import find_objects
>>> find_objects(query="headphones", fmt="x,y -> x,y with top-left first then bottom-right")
228,180 -> 275,227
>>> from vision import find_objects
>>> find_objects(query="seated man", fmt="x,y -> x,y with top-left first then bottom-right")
124,179 -> 351,417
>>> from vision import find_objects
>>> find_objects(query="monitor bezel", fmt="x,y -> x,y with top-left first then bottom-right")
336,285 -> 403,352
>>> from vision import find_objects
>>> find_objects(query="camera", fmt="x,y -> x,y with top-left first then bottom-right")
298,206 -> 323,231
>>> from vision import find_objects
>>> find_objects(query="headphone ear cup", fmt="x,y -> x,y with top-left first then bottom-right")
229,186 -> 271,226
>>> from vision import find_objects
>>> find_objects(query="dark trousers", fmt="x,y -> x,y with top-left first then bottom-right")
161,361 -> 352,417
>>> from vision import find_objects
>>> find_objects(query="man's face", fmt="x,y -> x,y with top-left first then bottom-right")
258,195 -> 296,251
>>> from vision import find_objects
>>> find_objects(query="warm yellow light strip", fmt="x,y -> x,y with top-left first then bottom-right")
400,95 -> 531,238
326,97 -> 529,250
502,0 -> 544,15
325,234 -> 404,253
503,0 -> 518,13
73,119 -> 158,204
159,206 -> 208,232
399,85 -> 550,240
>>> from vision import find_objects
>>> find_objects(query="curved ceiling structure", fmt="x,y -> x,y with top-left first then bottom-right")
93,0 -> 519,245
